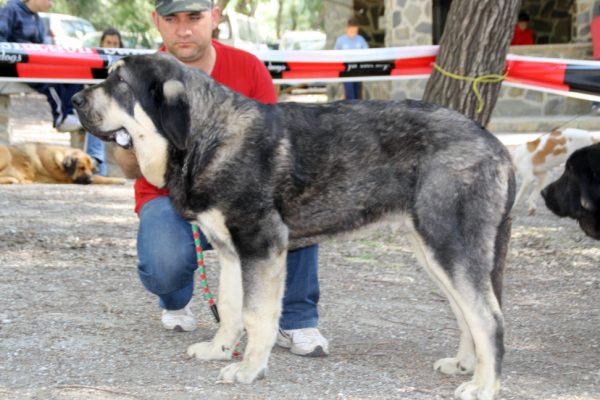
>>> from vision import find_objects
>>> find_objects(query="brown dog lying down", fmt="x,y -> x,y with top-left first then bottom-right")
0,143 -> 125,185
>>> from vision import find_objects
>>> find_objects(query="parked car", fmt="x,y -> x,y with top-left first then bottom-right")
39,12 -> 97,48
279,30 -> 326,51
217,10 -> 268,51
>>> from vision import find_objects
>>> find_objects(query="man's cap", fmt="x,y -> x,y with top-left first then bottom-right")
156,0 -> 213,16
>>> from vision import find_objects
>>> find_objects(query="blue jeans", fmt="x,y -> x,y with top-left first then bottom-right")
84,133 -> 107,176
343,82 -> 362,100
28,82 -> 83,126
137,196 -> 320,330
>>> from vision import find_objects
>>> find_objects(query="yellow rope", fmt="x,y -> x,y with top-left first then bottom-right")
431,63 -> 507,113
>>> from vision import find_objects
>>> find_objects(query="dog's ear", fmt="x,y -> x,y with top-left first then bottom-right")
62,155 -> 78,176
579,150 -> 600,212
53,151 -> 76,175
158,79 -> 190,151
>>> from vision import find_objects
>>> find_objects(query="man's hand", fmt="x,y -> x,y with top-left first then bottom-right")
113,146 -> 142,179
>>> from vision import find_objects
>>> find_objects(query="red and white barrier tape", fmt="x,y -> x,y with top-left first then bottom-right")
1,42 -> 600,101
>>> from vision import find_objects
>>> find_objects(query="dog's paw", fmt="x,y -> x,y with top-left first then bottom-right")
187,341 -> 233,361
434,357 -> 475,375
454,381 -> 496,400
217,362 -> 267,384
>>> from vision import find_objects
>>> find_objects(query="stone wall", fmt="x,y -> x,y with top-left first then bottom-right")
520,0 -> 574,44
323,0 -> 354,50
493,42 -> 593,119
354,0 -> 386,47
381,0 -> 432,101
321,0 -> 597,121
572,0 -> 595,42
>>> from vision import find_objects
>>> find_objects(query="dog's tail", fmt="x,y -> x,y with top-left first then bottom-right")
491,168 -> 516,307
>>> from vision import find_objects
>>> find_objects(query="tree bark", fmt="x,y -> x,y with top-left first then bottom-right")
217,0 -> 231,12
423,0 -> 521,126
276,0 -> 284,38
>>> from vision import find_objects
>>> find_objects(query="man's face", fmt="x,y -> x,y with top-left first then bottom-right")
28,0 -> 53,13
152,8 -> 220,64
517,21 -> 528,30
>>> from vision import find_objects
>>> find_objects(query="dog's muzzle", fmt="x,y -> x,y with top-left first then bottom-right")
74,175 -> 93,185
71,92 -> 133,149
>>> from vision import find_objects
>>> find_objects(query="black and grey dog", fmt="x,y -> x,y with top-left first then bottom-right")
542,143 -> 600,239
72,53 -> 515,400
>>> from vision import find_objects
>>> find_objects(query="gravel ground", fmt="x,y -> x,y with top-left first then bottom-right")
0,182 -> 598,400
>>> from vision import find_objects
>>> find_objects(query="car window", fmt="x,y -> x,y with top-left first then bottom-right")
60,19 -> 96,38
81,20 -> 96,35
60,20 -> 78,36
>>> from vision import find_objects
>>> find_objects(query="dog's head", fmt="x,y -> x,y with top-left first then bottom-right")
541,143 -> 600,239
71,53 -> 191,151
56,149 -> 96,184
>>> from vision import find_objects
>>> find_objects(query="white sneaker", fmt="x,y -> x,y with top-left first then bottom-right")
276,327 -> 329,357
56,114 -> 82,132
161,304 -> 197,332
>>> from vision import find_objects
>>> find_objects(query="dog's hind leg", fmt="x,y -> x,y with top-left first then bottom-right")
513,175 -> 532,210
409,230 -> 504,400
409,233 -> 476,374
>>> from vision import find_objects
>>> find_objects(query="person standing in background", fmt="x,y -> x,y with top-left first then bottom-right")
334,18 -> 369,100
511,12 -> 535,45
0,0 -> 83,132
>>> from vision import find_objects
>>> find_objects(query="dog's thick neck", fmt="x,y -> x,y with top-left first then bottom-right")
130,103 -> 169,188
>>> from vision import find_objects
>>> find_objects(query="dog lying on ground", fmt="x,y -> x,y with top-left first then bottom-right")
0,143 -> 125,184
72,53 -> 515,400
542,143 -> 600,239
512,128 -> 598,215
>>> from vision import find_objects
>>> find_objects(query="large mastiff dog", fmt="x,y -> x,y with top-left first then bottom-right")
72,53 -> 515,400
0,143 -> 125,185
542,143 -> 600,239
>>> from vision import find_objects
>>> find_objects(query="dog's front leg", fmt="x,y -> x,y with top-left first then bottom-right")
218,248 -> 287,384
186,245 -> 244,360
187,216 -> 244,361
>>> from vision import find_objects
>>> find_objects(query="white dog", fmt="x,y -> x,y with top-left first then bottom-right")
512,128 -> 598,215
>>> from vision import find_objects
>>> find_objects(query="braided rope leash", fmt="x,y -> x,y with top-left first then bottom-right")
432,63 -> 507,113
192,224 -> 242,357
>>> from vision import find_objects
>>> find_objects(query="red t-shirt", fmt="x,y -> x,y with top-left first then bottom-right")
133,40 -> 277,214
511,26 -> 534,45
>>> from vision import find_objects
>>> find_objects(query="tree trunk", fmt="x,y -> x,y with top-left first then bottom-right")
423,0 -> 521,126
276,0 -> 285,38
217,0 -> 231,12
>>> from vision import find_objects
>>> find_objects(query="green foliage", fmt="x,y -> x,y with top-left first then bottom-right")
0,0 -> 324,42
52,0 -> 155,33
50,0 -> 158,47
279,0 -> 323,32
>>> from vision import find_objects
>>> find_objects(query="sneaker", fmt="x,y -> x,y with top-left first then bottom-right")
56,114 -> 82,132
161,304 -> 197,332
276,328 -> 329,357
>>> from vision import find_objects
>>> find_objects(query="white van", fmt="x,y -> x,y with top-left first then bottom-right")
39,12 -> 97,48
280,31 -> 326,51
217,10 -> 268,51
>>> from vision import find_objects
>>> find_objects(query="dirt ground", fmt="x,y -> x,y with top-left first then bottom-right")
0,181 -> 598,400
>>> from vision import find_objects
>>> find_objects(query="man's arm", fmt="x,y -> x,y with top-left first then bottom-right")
113,147 -> 142,179
0,6 -> 15,42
